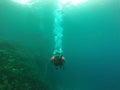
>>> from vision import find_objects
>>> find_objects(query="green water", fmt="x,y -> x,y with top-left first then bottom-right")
0,0 -> 120,90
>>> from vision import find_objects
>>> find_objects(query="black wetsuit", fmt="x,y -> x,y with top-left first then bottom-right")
52,55 -> 64,69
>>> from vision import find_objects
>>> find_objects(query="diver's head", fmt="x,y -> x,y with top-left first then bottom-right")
55,52 -> 61,56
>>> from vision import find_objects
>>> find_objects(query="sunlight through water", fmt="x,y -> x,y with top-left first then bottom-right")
60,0 -> 88,6
11,0 -> 88,54
53,0 -> 88,54
11,0 -> 39,6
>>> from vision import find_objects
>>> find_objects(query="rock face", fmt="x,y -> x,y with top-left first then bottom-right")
0,41 -> 51,90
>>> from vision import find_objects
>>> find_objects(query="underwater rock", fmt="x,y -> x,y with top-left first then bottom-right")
0,41 -> 51,90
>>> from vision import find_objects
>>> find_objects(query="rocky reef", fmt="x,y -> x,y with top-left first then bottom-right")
0,41 -> 51,90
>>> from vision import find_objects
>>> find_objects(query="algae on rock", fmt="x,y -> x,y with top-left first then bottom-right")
0,41 -> 51,90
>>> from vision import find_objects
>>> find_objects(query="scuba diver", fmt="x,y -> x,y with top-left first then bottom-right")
51,52 -> 65,69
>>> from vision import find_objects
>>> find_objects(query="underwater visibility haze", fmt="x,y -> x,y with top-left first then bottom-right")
0,0 -> 120,90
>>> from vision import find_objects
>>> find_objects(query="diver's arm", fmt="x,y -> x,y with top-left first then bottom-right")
50,56 -> 55,63
62,56 -> 65,63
